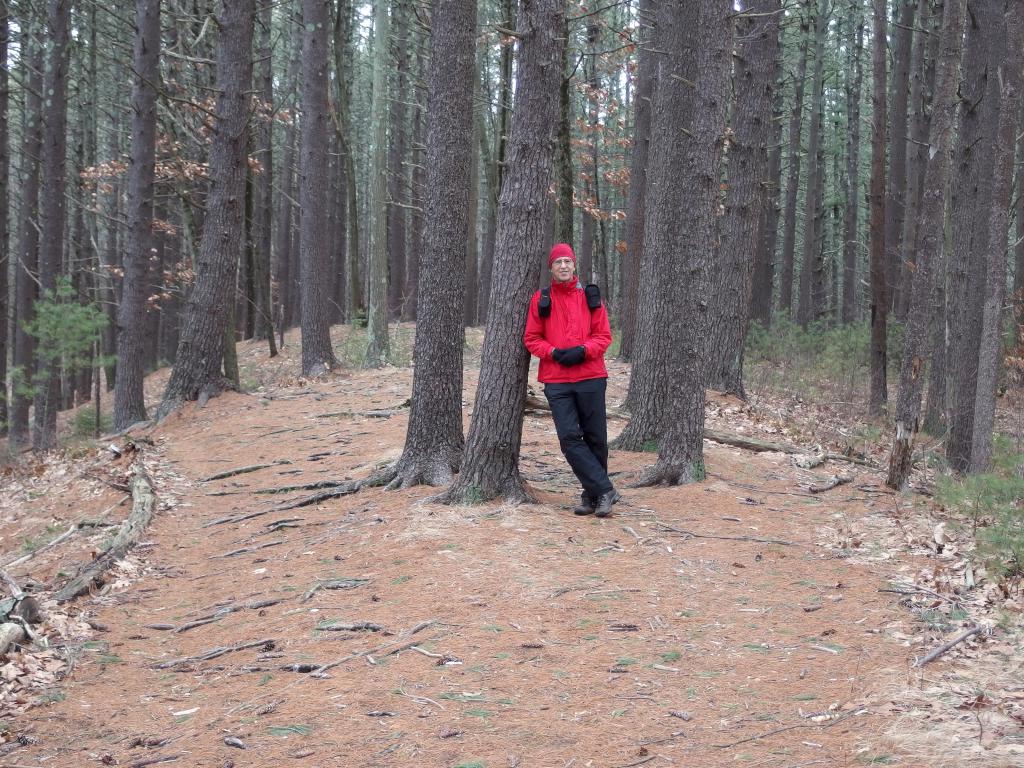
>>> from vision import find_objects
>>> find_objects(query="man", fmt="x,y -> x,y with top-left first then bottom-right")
524,243 -> 619,517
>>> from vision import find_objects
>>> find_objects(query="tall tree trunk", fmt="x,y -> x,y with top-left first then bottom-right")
885,0 -> 965,489
618,0 -> 656,359
0,2 -> 8,436
779,4 -> 811,317
439,0 -> 566,504
750,49 -> 784,329
867,0 -> 889,416
1015,100 -> 1024,346
616,0 -> 698,447
969,5 -> 1023,472
386,0 -> 476,489
10,24 -> 43,449
842,10 -> 864,324
387,0 -> 409,318
158,0 -> 255,416
33,0 -> 73,452
946,0 -> 1003,472
706,0 -> 780,396
578,21 -> 601,283
299,0 -> 339,376
638,0 -> 733,486
798,0 -> 827,329
885,0 -> 917,317
252,1 -> 276,353
364,0 -> 391,366
115,0 -> 161,431
464,72 -> 480,327
403,45 -> 426,323
554,15 -> 574,247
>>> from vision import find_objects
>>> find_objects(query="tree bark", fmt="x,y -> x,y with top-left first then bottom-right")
115,0 -> 161,431
797,0 -> 827,328
554,15 -> 574,247
618,0 -> 656,360
867,0 -> 889,417
885,0 -> 917,318
158,0 -> 255,417
32,0 -> 73,452
706,0 -> 780,396
1015,98 -> 1024,346
969,4 -> 1023,472
364,0 -> 391,366
638,0 -> 733,486
387,0 -> 476,489
387,0 -> 410,319
299,0 -> 339,376
252,1 -> 276,353
0,2 -> 8,436
841,10 -> 864,324
615,0 -> 698,448
779,2 -> 812,318
439,0 -> 565,504
886,0 -> 965,489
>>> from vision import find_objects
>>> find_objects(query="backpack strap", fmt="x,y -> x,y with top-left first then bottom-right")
538,288 -> 552,318
584,283 -> 602,311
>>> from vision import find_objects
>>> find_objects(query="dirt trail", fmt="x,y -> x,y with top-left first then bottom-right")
1,333 -> 1011,767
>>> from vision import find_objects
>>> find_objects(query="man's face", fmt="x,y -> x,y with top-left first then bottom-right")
550,257 -> 575,284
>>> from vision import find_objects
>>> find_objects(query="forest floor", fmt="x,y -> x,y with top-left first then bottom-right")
1,325 -> 1023,768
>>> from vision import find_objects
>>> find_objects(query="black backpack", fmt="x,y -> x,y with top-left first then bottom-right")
538,283 -> 602,318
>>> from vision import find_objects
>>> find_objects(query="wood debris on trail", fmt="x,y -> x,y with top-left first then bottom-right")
0,330 -> 1020,767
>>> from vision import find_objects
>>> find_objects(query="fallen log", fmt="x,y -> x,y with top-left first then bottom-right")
54,468 -> 157,603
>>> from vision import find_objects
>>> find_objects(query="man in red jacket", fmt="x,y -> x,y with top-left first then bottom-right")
524,243 -> 619,517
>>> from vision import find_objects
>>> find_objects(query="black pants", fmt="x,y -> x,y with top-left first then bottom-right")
543,377 -> 613,500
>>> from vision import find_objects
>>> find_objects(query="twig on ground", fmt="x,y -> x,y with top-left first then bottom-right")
914,625 -> 984,667
211,541 -> 283,559
201,460 -> 292,482
152,638 -> 275,669
712,710 -> 857,748
1,524 -> 78,569
175,598 -> 286,633
654,520 -> 794,546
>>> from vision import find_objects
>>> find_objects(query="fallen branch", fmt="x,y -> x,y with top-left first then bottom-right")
152,638 -> 275,669
804,472 -> 855,494
654,520 -> 794,546
712,710 -> 858,748
1,524 -> 78,570
914,625 -> 983,667
129,754 -> 182,768
211,541 -> 284,559
175,598 -> 286,633
201,460 -> 292,482
301,578 -> 370,602
54,469 -> 157,603
203,509 -> 272,527
309,620 -> 438,676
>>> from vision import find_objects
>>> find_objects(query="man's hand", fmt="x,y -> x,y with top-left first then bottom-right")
553,346 -> 586,366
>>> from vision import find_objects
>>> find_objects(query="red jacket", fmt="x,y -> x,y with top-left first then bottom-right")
524,279 -> 612,384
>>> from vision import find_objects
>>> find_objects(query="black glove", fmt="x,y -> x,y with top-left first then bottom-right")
553,345 -> 586,366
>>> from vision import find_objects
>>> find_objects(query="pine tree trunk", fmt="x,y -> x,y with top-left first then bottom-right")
706,0 -> 780,396
798,0 -> 826,329
841,12 -> 864,324
639,0 -> 733,486
252,1 -> 276,353
750,51 -> 784,330
616,0 -> 698,447
1015,103 -> 1024,345
439,0 -> 566,504
158,0 -> 255,417
364,0 -> 391,366
969,5 -> 1023,472
403,52 -> 426,323
0,3 -> 8,436
32,0 -> 73,452
114,0 -> 160,431
618,0 -> 656,360
886,0 -> 965,489
946,0 -> 1003,472
554,18 -> 574,247
299,0 -> 339,376
779,4 -> 811,317
885,0 -> 917,318
464,75 -> 480,327
387,0 -> 476,489
100,105 -> 121,392
387,0 -> 410,319
867,0 -> 889,417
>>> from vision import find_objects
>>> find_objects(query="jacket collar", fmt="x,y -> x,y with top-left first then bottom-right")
551,278 -> 581,294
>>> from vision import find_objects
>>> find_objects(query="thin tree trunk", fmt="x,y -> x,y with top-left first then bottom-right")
798,0 -> 827,329
387,0 -> 476,489
969,5 -> 1024,472
885,0 -> 917,317
115,0 -> 161,431
439,0 -> 566,504
867,0 -> 889,417
638,0 -> 733,486
842,10 -> 864,324
158,0 -> 255,417
886,0 -> 965,489
252,1 -> 276,353
403,47 -> 426,323
0,2 -> 8,436
554,15 -> 574,247
387,0 -> 409,318
33,0 -> 73,452
1015,99 -> 1024,345
299,0 -> 339,376
618,0 -> 656,359
779,3 -> 811,317
364,0 -> 391,366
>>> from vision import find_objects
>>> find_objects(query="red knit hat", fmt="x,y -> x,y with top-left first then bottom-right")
548,243 -> 576,268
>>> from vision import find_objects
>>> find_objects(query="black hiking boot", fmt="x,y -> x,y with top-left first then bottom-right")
573,492 -> 597,516
594,489 -> 620,518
